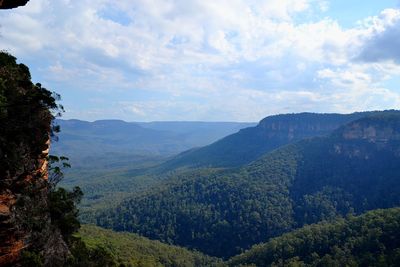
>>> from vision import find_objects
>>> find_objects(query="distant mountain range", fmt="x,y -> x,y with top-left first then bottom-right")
52,119 -> 255,165
96,111 -> 400,258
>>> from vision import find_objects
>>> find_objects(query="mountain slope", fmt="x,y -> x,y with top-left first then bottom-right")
159,112 -> 385,170
78,225 -> 220,267
96,112 -> 400,258
228,208 -> 400,267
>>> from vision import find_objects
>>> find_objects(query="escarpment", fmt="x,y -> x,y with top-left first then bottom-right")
0,52 -> 69,266
330,114 -> 400,159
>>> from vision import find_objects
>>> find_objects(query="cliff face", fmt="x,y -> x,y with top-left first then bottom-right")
0,146 -> 49,266
0,52 -> 69,266
0,0 -> 29,9
332,114 -> 400,159
257,112 -> 379,141
342,122 -> 400,143
259,119 -> 342,141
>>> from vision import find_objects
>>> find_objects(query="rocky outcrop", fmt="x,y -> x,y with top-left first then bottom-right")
342,123 -> 400,143
332,114 -> 400,159
257,112 -> 376,141
0,194 -> 23,266
0,52 -> 69,266
0,123 -> 51,266
0,152 -> 49,266
0,0 -> 29,9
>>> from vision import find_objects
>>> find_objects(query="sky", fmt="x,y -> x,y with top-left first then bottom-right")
1,0 -> 400,122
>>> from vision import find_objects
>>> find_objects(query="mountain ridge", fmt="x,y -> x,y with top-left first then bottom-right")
96,112 -> 400,258
158,110 -> 399,170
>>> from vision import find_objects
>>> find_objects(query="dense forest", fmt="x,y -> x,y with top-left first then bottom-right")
79,207 -> 400,267
75,111 -> 398,224
96,112 -> 400,258
78,225 -> 219,267
228,208 -> 400,266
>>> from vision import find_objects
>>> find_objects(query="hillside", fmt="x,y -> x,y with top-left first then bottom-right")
96,112 -> 400,258
78,225 -> 220,267
158,112 -> 384,170
228,208 -> 400,267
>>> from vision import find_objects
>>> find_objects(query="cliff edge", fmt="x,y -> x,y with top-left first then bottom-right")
0,52 -> 69,266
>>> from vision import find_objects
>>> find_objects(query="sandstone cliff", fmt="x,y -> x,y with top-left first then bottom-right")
331,114 -> 400,159
0,52 -> 69,266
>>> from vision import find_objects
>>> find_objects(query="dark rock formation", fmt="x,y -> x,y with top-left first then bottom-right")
0,52 -> 68,266
0,0 -> 29,9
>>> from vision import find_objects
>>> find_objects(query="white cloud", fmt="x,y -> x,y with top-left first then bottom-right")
357,9 -> 400,63
0,1 -> 399,121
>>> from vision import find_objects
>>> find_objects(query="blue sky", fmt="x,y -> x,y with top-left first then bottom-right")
1,0 -> 400,122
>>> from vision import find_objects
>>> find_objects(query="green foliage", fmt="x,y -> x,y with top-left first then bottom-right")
0,51 -> 62,180
97,148 -> 301,258
48,155 -> 71,188
228,208 -> 400,267
96,114 -> 400,258
60,158 -> 165,223
78,224 -> 220,267
20,251 -> 44,267
48,186 -> 83,241
67,237 -> 118,267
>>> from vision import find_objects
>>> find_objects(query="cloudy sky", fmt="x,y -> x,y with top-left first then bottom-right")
1,0 -> 400,122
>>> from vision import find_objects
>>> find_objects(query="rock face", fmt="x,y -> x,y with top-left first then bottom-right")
258,113 -> 358,140
0,52 -> 68,266
337,114 -> 400,143
0,0 -> 29,9
342,122 -> 400,143
331,114 -> 400,159
0,195 -> 23,266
